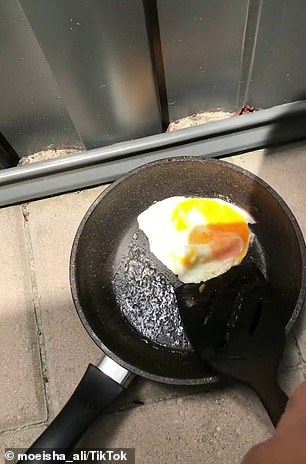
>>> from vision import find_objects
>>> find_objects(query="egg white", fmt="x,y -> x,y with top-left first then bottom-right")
137,196 -> 253,284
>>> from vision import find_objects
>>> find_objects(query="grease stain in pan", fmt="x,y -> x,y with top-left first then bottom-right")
113,243 -> 192,350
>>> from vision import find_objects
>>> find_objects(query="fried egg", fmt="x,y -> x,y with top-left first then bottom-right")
137,197 -> 254,284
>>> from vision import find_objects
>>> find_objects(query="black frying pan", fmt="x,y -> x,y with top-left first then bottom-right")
23,157 -> 306,460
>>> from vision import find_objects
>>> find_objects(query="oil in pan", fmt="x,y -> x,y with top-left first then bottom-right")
112,241 -> 192,350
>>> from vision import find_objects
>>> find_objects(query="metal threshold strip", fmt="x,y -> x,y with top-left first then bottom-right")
1,100 -> 306,207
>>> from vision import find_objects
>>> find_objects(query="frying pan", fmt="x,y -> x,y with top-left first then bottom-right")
24,157 -> 306,457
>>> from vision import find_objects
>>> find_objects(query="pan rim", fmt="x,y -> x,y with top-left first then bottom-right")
70,156 -> 306,385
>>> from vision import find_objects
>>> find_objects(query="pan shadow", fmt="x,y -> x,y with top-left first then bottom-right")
75,377 -> 273,464
77,375 -> 236,450
255,95 -> 306,356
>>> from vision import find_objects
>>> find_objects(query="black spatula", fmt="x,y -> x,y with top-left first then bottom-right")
175,261 -> 288,426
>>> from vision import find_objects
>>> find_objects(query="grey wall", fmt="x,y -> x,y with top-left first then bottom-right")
20,0 -> 162,150
158,0 -> 249,120
0,1 -> 84,157
248,0 -> 306,108
0,0 -> 161,157
158,0 -> 306,121
0,0 -> 306,158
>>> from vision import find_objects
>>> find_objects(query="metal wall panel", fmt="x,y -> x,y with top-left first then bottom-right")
247,0 -> 306,108
157,0 -> 249,121
2,0 -> 306,161
0,1 -> 83,157
20,0 -> 162,149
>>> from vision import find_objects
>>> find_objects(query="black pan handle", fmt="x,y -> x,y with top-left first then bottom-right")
253,379 -> 288,427
18,357 -> 133,463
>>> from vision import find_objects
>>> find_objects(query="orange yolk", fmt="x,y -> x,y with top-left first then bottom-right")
172,198 -> 250,268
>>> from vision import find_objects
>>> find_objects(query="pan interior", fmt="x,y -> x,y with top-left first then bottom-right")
72,158 -> 305,384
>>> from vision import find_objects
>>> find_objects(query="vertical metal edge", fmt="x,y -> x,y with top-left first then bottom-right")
143,0 -> 169,130
236,0 -> 264,108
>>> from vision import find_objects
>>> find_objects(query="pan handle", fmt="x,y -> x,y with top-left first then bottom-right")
18,357 -> 133,463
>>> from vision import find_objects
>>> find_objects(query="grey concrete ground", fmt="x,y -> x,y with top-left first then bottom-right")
0,142 -> 306,464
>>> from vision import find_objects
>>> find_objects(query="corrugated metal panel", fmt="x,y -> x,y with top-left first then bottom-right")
2,0 -> 306,162
157,0 -> 249,121
20,0 -> 162,149
247,0 -> 306,108
0,0 -> 83,157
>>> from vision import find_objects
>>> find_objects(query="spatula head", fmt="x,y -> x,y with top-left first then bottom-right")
175,261 -> 286,390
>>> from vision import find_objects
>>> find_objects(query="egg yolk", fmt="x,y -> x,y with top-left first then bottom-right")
172,198 -> 250,267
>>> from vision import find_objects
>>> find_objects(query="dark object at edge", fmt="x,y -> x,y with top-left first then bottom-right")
176,260 -> 288,426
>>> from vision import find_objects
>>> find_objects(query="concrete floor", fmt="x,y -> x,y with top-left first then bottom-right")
0,142 -> 306,464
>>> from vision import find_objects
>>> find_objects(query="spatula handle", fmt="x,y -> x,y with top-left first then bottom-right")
255,381 -> 288,427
